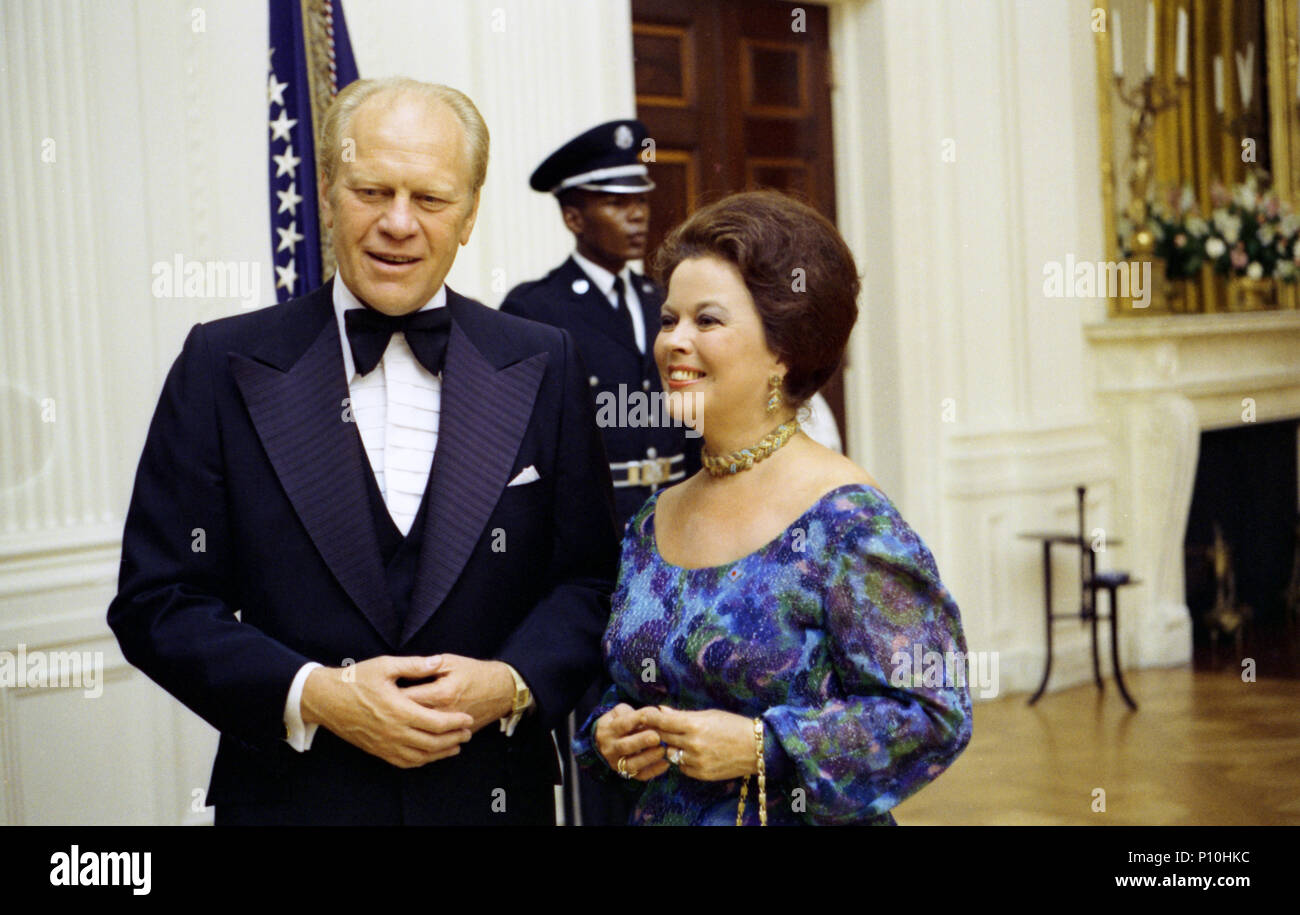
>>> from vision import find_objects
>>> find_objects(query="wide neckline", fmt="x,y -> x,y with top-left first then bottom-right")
646,482 -> 884,572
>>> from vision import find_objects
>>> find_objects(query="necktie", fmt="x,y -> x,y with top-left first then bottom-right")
345,306 -> 452,377
611,275 -> 636,342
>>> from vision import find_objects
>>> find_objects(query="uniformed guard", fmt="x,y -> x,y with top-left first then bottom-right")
501,119 -> 699,528
500,119 -> 700,826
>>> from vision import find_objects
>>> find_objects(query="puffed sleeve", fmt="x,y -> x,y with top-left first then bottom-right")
761,496 -> 973,824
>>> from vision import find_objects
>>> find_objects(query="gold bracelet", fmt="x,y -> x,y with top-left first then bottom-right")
735,717 -> 769,826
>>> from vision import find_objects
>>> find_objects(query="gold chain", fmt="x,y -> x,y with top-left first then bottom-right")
702,419 -> 800,477
735,717 -> 768,826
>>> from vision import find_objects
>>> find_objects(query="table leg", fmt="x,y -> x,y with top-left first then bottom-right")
1029,541 -> 1053,705
1108,587 -> 1138,711
1090,584 -> 1104,691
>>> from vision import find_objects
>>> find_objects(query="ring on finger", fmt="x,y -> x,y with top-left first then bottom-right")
617,756 -> 633,779
667,747 -> 682,766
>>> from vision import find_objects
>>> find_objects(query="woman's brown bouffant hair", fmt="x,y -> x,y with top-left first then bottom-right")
651,190 -> 860,405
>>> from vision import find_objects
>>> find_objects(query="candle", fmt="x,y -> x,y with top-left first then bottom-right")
1214,54 -> 1224,112
1145,1 -> 1155,76
1175,8 -> 1188,78
1112,8 -> 1124,78
1237,42 -> 1254,107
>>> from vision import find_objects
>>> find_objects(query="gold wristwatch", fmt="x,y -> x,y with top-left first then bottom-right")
499,663 -> 532,737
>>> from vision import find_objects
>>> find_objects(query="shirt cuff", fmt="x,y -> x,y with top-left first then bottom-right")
283,661 -> 324,752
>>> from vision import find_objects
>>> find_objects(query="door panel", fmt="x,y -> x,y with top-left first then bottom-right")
633,0 -> 846,443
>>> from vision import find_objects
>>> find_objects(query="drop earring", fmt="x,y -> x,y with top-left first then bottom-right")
766,373 -> 783,414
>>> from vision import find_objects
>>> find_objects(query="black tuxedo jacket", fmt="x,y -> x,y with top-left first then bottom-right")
108,280 -> 619,825
501,257 -> 699,525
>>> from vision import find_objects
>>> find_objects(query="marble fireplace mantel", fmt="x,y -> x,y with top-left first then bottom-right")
1083,311 -> 1300,668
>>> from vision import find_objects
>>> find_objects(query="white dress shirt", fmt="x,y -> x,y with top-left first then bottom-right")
571,249 -> 646,353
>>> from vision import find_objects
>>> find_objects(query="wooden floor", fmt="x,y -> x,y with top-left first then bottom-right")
892,667 -> 1300,825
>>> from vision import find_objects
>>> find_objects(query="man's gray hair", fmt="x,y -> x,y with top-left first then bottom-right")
319,77 -> 489,196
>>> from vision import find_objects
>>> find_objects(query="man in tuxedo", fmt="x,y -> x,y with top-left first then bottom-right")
500,120 -> 697,825
108,77 -> 618,825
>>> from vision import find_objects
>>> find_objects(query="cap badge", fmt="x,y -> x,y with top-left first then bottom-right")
572,278 -> 591,294
614,125 -> 634,149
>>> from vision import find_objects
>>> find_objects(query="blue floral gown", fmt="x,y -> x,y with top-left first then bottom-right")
573,484 -> 973,825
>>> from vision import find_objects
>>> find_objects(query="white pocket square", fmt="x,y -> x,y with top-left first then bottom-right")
507,465 -> 540,487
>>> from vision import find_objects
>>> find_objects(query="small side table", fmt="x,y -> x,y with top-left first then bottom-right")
1018,532 -> 1139,711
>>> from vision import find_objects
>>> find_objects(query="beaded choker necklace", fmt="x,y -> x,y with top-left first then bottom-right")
701,419 -> 800,477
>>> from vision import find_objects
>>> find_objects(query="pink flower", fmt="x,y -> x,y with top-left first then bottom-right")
1174,233 -> 1187,248
1230,246 -> 1249,270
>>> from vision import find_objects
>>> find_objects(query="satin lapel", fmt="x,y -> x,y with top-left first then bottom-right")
229,320 -> 401,647
403,322 -> 548,644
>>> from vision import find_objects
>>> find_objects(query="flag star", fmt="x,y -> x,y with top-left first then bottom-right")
277,220 -> 304,253
275,259 -> 299,291
276,184 -> 303,215
268,73 -> 288,108
273,144 -> 301,178
269,108 -> 297,142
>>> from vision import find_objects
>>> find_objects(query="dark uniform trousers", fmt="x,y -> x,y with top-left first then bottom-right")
501,256 -> 700,825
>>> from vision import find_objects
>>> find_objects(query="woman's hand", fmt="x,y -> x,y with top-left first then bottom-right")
639,706 -> 760,782
594,704 -> 669,781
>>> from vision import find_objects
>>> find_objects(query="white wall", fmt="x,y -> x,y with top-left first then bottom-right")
0,0 -> 634,825
830,0 -> 1153,697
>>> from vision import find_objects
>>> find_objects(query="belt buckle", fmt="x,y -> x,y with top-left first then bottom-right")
640,457 -> 670,487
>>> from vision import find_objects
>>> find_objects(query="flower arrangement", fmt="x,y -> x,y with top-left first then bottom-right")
1202,171 -> 1300,283
1118,184 -> 1210,281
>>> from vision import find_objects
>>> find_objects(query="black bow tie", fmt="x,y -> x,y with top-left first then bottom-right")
344,306 -> 452,377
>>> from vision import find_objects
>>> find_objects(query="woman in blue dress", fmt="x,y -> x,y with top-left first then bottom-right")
573,190 -> 972,825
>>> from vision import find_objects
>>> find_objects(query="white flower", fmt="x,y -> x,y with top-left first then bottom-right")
1281,214 -> 1300,236
1205,237 -> 1227,258
1278,261 -> 1296,280
1259,226 -> 1275,246
1186,216 -> 1209,236
1212,212 -> 1241,244
1179,186 -> 1196,214
1235,182 -> 1258,210
1246,262 -> 1264,280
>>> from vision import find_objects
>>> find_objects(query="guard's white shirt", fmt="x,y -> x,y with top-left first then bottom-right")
571,249 -> 647,353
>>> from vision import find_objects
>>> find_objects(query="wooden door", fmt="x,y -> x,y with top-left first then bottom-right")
632,0 -> 846,441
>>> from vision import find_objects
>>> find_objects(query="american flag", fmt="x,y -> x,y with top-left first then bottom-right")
267,0 -> 359,302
